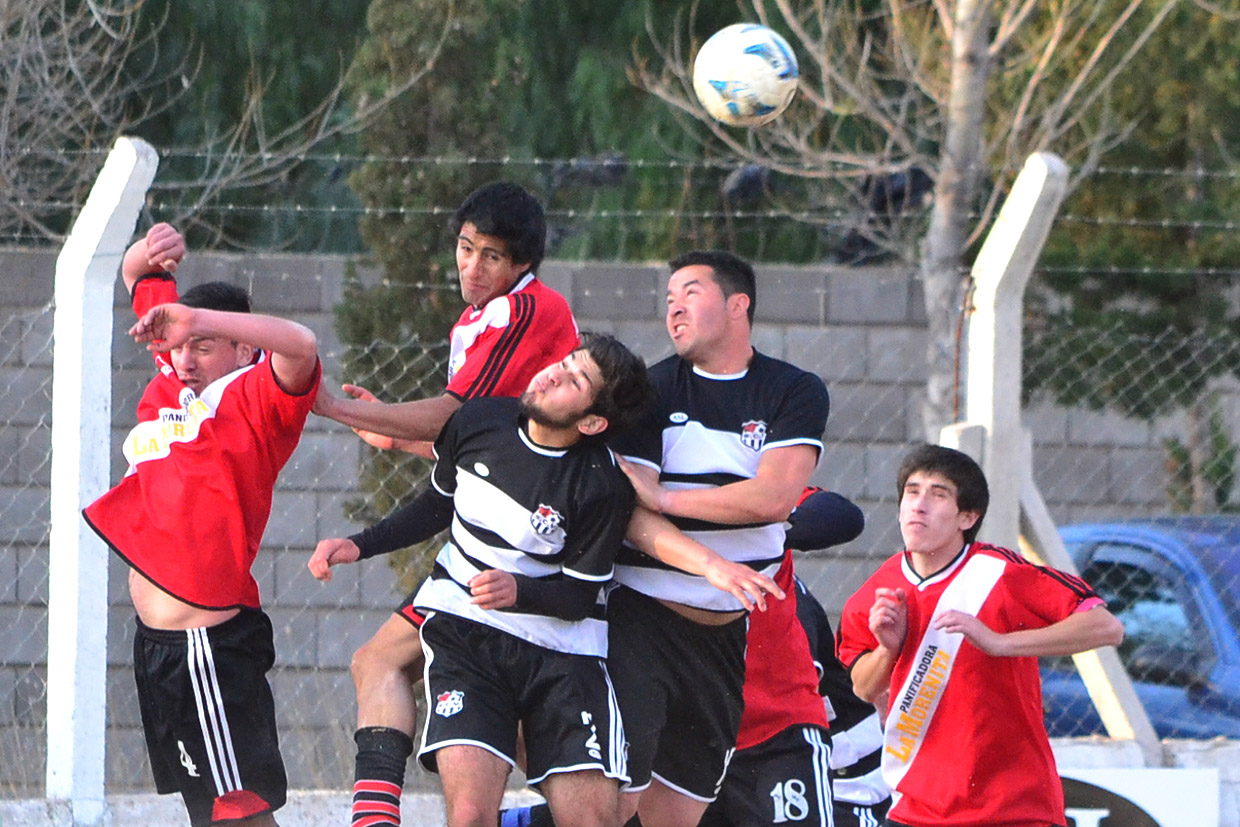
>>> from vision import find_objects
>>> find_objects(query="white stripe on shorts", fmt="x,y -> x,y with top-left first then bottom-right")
800,725 -> 834,827
186,627 -> 242,796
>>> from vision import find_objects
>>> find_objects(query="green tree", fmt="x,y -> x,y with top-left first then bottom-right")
1027,4 -> 1240,512
631,0 -> 1219,438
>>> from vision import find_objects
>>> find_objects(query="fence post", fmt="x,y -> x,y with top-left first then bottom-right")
946,151 -> 1162,766
48,136 -> 158,825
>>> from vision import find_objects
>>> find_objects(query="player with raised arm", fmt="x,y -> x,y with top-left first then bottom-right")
83,223 -> 320,827
837,444 -> 1124,827
609,250 -> 830,827
311,182 -> 580,824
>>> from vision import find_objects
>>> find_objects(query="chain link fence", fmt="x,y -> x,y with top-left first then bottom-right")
3,262 -> 1240,799
1025,320 -> 1240,740
0,302 -> 54,799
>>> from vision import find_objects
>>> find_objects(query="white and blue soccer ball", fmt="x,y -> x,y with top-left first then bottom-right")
692,24 -> 799,127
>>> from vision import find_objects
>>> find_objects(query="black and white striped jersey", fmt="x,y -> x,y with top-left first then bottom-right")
610,351 -> 829,611
413,397 -> 634,657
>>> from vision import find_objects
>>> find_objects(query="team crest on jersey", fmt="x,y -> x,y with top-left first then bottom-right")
530,504 -> 563,535
740,420 -> 768,451
435,690 -> 465,717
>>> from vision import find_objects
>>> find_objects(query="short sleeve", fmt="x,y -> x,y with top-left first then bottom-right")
560,462 -> 635,582
1000,555 -> 1103,628
131,272 -> 179,318
836,582 -> 880,671
239,355 -> 320,438
607,399 -> 663,470
766,370 -> 829,453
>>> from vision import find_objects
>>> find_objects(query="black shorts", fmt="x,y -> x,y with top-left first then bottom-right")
133,609 -> 286,827
418,611 -> 627,787
396,589 -> 426,628
606,585 -> 748,801
699,725 -> 834,827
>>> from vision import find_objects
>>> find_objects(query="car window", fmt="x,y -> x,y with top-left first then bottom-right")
1080,548 -> 1213,685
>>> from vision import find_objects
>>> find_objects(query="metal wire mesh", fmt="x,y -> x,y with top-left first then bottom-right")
5,264 -> 1240,800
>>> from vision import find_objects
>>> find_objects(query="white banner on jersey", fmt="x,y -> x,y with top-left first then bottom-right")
122,363 -> 253,471
881,553 -> 1005,795
186,627 -> 242,796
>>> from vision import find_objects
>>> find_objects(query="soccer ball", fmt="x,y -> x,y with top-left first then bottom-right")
692,24 -> 799,127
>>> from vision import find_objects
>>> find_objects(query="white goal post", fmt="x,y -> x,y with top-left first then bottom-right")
47,136 -> 159,826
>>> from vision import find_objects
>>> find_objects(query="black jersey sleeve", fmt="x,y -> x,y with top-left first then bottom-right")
560,455 -> 636,582
510,573 -> 600,620
767,369 -> 830,451
349,487 -> 454,560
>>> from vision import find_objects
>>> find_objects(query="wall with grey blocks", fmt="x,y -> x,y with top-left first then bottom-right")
0,248 -> 1170,794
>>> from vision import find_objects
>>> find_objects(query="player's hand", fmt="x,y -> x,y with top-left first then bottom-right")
933,610 -> 1006,655
308,537 -> 361,581
617,456 -> 671,513
469,569 -> 517,610
869,587 -> 908,652
129,303 -> 196,351
143,223 -> 186,272
702,556 -> 784,612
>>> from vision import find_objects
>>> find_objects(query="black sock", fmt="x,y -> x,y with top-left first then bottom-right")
352,726 -> 414,826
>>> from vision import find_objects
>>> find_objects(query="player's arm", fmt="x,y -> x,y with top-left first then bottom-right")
468,570 -> 601,620
621,443 -> 819,525
314,387 -> 462,444
130,303 -> 319,395
121,223 -> 186,293
308,486 -> 454,581
624,503 -> 784,611
849,587 -> 908,704
932,604 -> 1123,658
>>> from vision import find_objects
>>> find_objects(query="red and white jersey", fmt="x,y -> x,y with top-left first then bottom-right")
83,275 -> 319,610
837,543 -> 1103,827
734,552 -> 829,750
445,273 -> 579,401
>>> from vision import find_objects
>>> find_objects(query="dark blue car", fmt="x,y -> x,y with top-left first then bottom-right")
1040,516 -> 1240,739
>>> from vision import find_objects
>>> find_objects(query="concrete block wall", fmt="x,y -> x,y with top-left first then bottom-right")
0,248 -> 1206,796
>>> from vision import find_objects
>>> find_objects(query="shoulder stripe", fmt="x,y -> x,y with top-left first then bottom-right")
464,292 -> 536,399
980,543 -> 1097,600
661,471 -> 749,488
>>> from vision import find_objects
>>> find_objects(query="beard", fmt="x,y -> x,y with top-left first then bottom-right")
519,390 -> 583,430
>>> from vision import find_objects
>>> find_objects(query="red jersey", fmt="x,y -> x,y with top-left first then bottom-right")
837,543 -> 1102,827
734,551 -> 829,749
83,275 -> 319,610
445,273 -> 579,400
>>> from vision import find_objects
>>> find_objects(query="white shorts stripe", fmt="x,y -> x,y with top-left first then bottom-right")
600,661 -> 627,780
185,628 -> 241,795
186,629 -> 228,794
801,725 -> 834,827
197,628 -> 243,792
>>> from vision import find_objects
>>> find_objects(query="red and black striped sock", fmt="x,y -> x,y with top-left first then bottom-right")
351,726 -> 413,827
